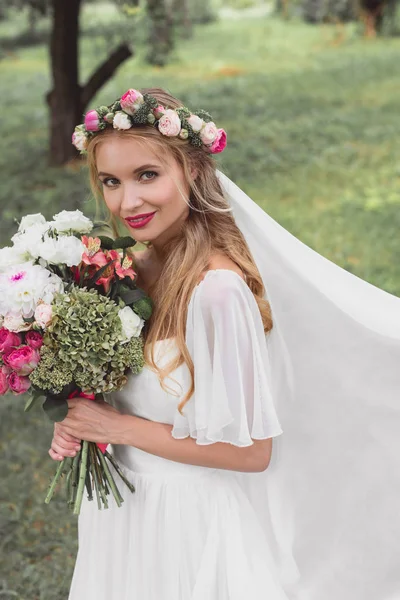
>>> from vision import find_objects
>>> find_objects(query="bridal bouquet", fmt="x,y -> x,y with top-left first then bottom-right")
0,211 -> 153,515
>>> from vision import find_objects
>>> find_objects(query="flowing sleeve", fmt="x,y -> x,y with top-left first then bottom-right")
171,269 -> 283,447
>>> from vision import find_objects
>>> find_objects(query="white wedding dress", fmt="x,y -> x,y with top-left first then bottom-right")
68,269 -> 289,600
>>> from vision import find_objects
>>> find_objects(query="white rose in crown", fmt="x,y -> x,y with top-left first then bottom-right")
38,236 -> 86,267
118,306 -> 145,342
158,110 -> 182,137
199,121 -> 219,145
72,127 -> 88,152
51,209 -> 93,234
113,111 -> 132,130
187,114 -> 204,133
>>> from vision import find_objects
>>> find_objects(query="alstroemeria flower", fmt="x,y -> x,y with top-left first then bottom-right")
107,251 -> 136,281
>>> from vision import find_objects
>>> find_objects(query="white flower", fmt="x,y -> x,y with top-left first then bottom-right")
11,222 -> 51,259
199,121 -> 219,145
51,209 -> 93,234
34,303 -> 53,328
3,312 -> 31,332
72,128 -> 88,152
187,114 -> 204,133
38,236 -> 85,267
118,306 -> 144,342
0,263 -> 63,318
0,246 -> 32,272
18,213 -> 46,233
113,111 -> 133,130
158,110 -> 182,137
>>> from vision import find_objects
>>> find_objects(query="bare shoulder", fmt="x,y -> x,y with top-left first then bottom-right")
198,253 -> 246,285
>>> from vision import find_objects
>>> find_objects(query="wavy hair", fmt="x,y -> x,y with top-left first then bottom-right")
86,87 -> 273,415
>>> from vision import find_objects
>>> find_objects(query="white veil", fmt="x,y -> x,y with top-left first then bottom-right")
216,169 -> 400,600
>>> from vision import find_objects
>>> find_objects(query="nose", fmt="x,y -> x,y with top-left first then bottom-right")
120,181 -> 144,214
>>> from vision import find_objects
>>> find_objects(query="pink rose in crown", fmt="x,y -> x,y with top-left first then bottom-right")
158,109 -> 182,137
199,121 -> 219,146
0,369 -> 9,395
153,104 -> 166,119
25,331 -> 44,350
8,372 -> 31,395
120,89 -> 144,116
5,345 -> 40,376
84,110 -> 101,132
0,328 -> 22,353
209,128 -> 227,154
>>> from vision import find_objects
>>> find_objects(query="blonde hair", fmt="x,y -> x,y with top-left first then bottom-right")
86,87 -> 273,415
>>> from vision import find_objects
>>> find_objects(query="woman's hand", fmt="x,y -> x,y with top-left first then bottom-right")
49,424 -> 82,462
54,396 -> 124,445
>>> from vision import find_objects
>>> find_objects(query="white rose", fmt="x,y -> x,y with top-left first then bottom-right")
51,209 -> 93,234
18,213 -> 46,233
118,306 -> 144,342
187,114 -> 204,133
40,274 -> 64,304
199,121 -> 219,145
0,246 -> 32,272
38,236 -> 85,267
158,110 -> 182,137
11,222 -> 51,259
72,129 -> 88,152
113,111 -> 133,131
34,303 -> 53,329
3,312 -> 31,332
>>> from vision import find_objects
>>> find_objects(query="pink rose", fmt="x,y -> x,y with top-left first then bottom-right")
84,110 -> 101,132
25,331 -> 44,350
8,372 -> 31,395
0,328 -> 22,353
208,128 -> 227,154
0,370 -> 9,395
158,110 -> 182,137
153,104 -> 166,119
187,114 -> 204,133
5,345 -> 40,376
34,304 -> 53,329
120,89 -> 144,116
199,121 -> 219,145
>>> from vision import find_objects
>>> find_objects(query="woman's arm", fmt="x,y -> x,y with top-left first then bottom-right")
116,413 -> 273,473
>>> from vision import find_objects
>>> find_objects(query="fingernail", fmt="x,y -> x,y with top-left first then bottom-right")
75,446 -> 81,451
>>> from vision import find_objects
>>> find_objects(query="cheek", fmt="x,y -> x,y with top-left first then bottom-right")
102,190 -> 120,215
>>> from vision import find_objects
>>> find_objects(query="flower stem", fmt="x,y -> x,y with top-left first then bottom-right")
68,451 -> 81,509
96,446 -> 123,507
45,457 -> 67,504
89,444 -> 102,510
105,450 -> 136,493
73,440 -> 89,515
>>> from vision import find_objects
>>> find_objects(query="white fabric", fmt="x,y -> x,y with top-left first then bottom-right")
69,271 -> 287,600
69,170 -> 400,600
171,269 -> 283,446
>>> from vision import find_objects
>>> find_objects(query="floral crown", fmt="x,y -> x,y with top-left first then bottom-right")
72,88 -> 227,156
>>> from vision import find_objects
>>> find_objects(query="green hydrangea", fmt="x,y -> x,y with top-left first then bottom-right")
38,286 -> 145,395
29,345 -> 73,394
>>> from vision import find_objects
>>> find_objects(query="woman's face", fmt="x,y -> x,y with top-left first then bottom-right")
96,136 -> 192,249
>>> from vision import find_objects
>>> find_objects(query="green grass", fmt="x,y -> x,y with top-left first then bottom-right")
1,9 -> 400,599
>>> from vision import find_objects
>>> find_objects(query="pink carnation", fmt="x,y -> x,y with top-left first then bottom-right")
0,328 -> 22,353
8,372 -> 31,395
158,109 -> 182,137
25,331 -> 44,350
120,89 -> 144,116
209,128 -> 227,154
5,345 -> 40,376
84,110 -> 101,132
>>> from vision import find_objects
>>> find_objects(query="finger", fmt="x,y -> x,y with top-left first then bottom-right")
55,423 -> 81,444
51,440 -> 80,458
53,433 -> 81,451
48,447 -> 65,462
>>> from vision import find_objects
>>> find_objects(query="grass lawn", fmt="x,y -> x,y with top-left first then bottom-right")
1,8 -> 400,599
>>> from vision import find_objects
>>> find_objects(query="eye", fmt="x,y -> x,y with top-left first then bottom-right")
140,171 -> 158,181
101,177 -> 119,188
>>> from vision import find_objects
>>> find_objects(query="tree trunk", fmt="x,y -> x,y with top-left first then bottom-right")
47,0 -> 133,166
146,0 -> 174,66
358,1 -> 386,36
172,0 -> 193,38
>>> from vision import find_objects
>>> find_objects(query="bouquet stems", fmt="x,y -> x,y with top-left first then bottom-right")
44,441 -> 135,515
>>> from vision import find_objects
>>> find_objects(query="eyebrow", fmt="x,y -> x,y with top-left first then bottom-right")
98,164 -> 161,177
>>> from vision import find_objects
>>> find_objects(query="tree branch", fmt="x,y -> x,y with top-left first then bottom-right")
81,43 -> 134,110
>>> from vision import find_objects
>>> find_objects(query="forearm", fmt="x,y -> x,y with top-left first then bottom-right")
116,414 -> 272,473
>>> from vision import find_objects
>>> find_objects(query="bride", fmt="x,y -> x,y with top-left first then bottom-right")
49,87 -> 400,600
